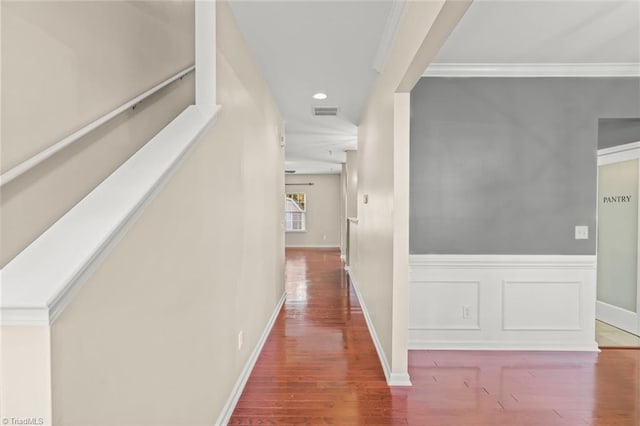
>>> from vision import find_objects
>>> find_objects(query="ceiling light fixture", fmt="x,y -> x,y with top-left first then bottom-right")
312,92 -> 327,100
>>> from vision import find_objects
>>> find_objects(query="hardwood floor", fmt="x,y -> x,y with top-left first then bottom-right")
230,248 -> 640,425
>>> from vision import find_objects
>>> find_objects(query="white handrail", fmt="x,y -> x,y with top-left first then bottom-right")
0,65 -> 195,187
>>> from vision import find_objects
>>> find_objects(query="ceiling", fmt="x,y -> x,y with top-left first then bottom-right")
229,0 -> 640,175
229,0 -> 394,174
431,0 -> 640,65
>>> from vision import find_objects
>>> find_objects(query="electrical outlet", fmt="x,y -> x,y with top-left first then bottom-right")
463,305 -> 471,319
238,331 -> 243,351
575,226 -> 589,240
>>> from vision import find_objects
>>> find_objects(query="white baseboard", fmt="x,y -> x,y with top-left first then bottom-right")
409,255 -> 598,352
346,270 -> 411,386
285,244 -> 340,249
596,300 -> 639,335
388,372 -> 412,386
409,340 -> 599,351
216,292 -> 286,426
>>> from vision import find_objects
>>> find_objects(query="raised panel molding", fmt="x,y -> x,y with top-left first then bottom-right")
410,281 -> 480,330
409,255 -> 597,351
502,281 -> 582,331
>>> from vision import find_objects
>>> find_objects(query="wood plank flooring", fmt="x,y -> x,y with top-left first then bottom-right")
229,248 -> 640,425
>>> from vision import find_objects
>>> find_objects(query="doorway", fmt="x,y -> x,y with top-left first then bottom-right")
596,140 -> 640,347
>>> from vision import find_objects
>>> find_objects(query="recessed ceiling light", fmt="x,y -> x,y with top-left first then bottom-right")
312,92 -> 327,100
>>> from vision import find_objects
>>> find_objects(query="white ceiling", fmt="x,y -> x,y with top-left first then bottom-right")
432,0 -> 640,64
229,0 -> 640,175
229,0 -> 394,174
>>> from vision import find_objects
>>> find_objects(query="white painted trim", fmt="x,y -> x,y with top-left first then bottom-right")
388,372 -> 412,386
285,245 -> 340,249
409,254 -> 596,270
598,141 -> 640,157
423,63 -> 640,78
195,0 -> 216,110
409,254 -> 598,352
346,270 -> 411,386
409,341 -> 599,351
409,280 -> 481,331
597,141 -> 640,166
0,66 -> 195,187
0,2 -> 219,326
596,144 -> 640,335
216,292 -> 286,426
596,301 -> 639,336
347,217 -> 359,224
0,106 -> 220,326
502,280 -> 583,331
372,0 -> 407,73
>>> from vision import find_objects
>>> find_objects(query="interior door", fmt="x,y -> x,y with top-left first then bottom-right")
596,157 -> 640,336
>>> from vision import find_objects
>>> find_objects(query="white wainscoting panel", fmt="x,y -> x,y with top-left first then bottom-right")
410,281 -> 480,330
409,255 -> 598,351
503,281 -> 581,331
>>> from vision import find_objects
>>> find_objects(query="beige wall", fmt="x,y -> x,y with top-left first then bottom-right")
0,326 -> 52,423
0,0 -> 195,266
48,1 -> 285,424
286,174 -> 341,247
352,0 -> 470,381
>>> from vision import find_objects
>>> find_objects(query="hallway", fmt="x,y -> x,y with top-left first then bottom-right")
230,249 -> 640,425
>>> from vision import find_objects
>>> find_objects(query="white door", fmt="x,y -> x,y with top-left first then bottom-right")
596,143 -> 640,335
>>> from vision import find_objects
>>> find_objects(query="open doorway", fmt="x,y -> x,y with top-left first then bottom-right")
596,118 -> 640,348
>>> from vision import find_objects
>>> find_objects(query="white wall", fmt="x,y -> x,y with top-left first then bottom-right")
285,174 -> 341,248
46,2 -> 285,424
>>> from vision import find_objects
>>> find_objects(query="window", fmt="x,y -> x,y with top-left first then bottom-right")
285,192 -> 306,232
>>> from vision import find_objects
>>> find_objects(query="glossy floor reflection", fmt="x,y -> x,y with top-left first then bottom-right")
230,248 -> 640,425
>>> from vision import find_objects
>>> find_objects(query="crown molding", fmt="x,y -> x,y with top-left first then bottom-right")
372,0 -> 407,73
423,63 -> 640,78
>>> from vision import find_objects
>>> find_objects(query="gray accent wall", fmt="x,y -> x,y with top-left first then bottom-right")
410,77 -> 640,255
598,118 -> 640,149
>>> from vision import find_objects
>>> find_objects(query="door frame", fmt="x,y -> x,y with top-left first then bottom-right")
596,141 -> 640,335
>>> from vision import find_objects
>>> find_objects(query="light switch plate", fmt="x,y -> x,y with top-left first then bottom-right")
575,226 -> 589,240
